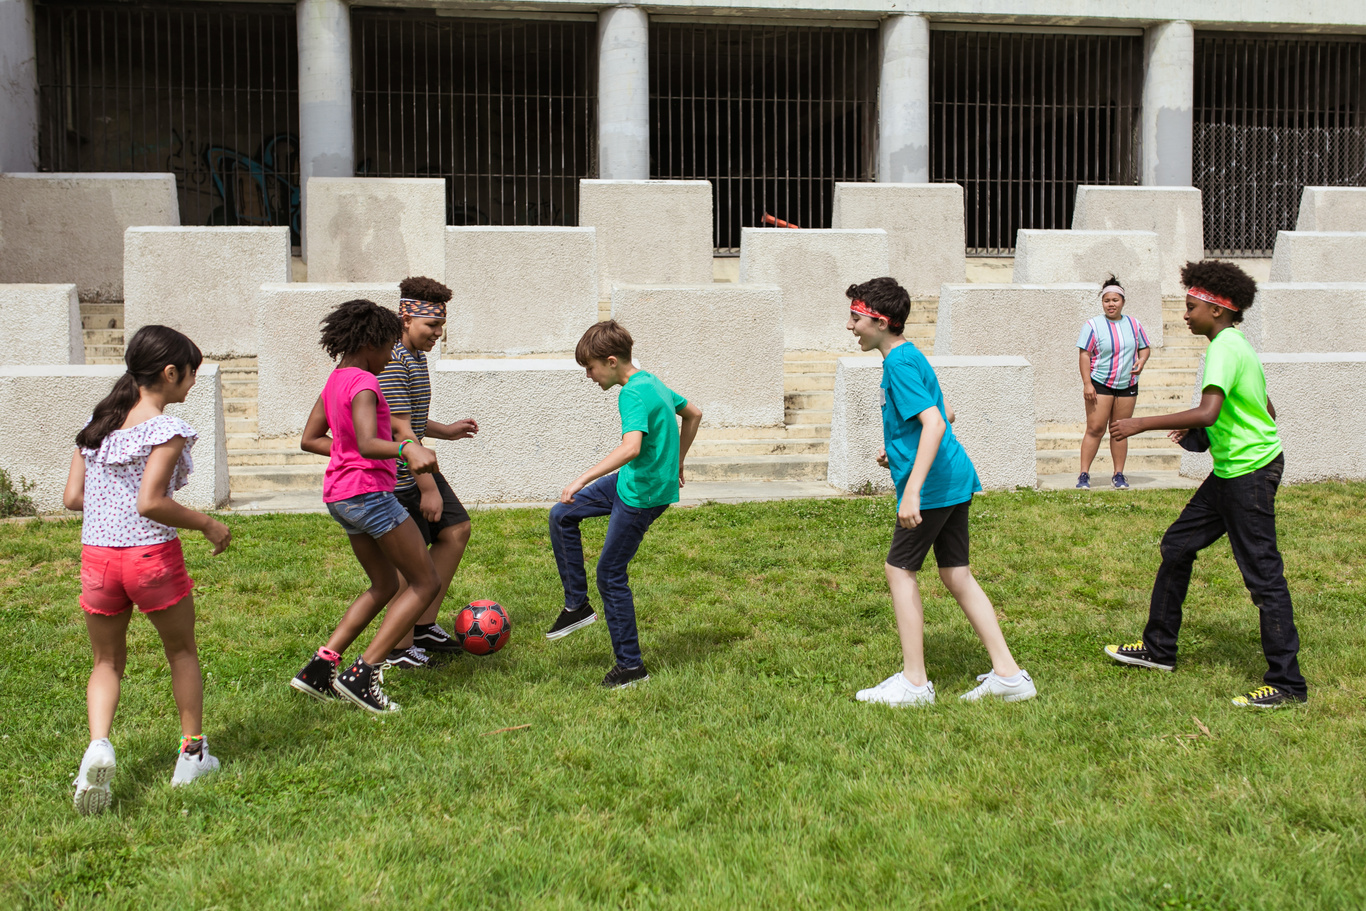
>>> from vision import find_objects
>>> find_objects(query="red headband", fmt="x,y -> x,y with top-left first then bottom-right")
850,299 -> 899,326
1187,287 -> 1239,312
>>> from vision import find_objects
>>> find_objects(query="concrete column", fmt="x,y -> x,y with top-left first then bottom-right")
0,0 -> 38,172
1142,21 -> 1194,187
878,13 -> 930,184
297,0 -> 354,258
597,5 -> 649,180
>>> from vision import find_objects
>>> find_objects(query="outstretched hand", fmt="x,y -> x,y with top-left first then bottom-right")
1109,417 -> 1142,442
450,418 -> 479,440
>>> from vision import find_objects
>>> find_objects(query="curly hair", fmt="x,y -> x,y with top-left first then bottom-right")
846,277 -> 910,333
399,275 -> 452,304
319,298 -> 403,361
1180,260 -> 1257,324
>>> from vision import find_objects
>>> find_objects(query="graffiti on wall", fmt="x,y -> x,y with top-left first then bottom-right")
166,129 -> 301,245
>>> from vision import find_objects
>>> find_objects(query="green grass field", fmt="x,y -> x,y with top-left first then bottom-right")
2,485 -> 1364,910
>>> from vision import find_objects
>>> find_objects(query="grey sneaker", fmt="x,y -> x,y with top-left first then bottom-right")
1112,472 -> 1130,490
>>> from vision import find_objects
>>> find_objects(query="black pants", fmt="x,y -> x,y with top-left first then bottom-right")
1143,453 -> 1307,698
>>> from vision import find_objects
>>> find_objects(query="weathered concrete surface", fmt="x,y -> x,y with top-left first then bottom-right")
878,14 -> 930,184
739,227 -> 889,352
0,173 -> 179,302
828,354 -> 1035,494
445,227 -> 599,355
597,6 -> 650,180
0,363 -> 227,512
1141,21 -> 1193,188
0,283 -> 81,365
256,283 -> 400,437
1262,354 -> 1366,483
1269,231 -> 1366,283
428,359 -> 621,503
297,0 -> 354,261
1295,187 -> 1366,232
124,227 -> 291,358
0,0 -> 38,173
1240,283 -> 1366,353
1072,185 -> 1202,297
304,177 -> 446,283
578,180 -> 713,291
832,182 -> 964,298
611,283 -> 784,427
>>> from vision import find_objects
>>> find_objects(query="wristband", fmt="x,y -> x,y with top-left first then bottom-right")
397,438 -> 416,467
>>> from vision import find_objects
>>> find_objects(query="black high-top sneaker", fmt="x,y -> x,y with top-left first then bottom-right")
546,604 -> 597,640
411,622 -> 461,654
601,663 -> 650,689
335,658 -> 401,714
290,653 -> 340,701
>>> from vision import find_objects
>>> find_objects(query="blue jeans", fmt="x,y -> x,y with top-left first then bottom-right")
326,491 -> 410,539
548,474 -> 668,668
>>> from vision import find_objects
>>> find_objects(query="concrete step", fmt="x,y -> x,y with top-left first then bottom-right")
784,372 -> 836,392
785,391 -> 832,410
229,464 -> 326,493
86,356 -> 125,366
227,433 -> 307,451
684,454 -> 828,482
221,378 -> 258,395
210,357 -> 258,369
786,408 -> 832,426
695,424 -> 830,441
689,438 -> 830,458
225,400 -> 257,419
1034,432 -> 1181,452
227,449 -> 330,467
1037,448 -> 1182,473
83,328 -> 123,347
80,304 -> 124,330
226,417 -> 258,435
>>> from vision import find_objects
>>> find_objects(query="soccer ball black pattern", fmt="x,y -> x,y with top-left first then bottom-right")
454,600 -> 510,655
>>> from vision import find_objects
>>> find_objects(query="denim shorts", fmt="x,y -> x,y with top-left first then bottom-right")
326,491 -> 410,538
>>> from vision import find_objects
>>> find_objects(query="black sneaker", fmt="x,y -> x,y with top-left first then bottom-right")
412,623 -> 461,654
335,659 -> 401,714
601,663 -> 649,689
1103,640 -> 1175,672
1232,685 -> 1305,709
383,646 -> 431,670
290,654 -> 340,702
546,605 -> 597,641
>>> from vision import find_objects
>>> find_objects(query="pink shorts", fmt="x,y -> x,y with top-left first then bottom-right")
80,539 -> 194,616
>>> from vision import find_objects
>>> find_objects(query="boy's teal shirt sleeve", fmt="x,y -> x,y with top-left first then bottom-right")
886,356 -> 936,423
618,384 -> 650,435
671,388 -> 688,412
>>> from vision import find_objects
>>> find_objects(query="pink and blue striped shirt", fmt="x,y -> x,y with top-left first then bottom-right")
1077,314 -> 1150,389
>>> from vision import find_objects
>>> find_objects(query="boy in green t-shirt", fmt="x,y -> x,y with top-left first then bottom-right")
545,320 -> 703,688
1105,260 -> 1307,708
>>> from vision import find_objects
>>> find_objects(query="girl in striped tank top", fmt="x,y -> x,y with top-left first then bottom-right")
1076,275 -> 1151,490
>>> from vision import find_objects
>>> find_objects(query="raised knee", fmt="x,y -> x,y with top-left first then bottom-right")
447,521 -> 472,546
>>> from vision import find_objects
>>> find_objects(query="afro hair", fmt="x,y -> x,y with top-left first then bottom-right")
1180,260 -> 1257,324
319,298 -> 403,361
399,275 -> 452,304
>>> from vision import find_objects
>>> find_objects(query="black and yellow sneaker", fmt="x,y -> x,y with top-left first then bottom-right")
1103,640 -> 1175,672
1231,685 -> 1305,709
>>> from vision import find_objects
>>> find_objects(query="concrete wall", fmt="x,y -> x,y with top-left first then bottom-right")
738,227 -> 889,352
1240,283 -> 1366,354
1072,186 -> 1202,297
0,0 -> 37,173
1269,232 -> 1366,283
0,173 -> 179,302
1012,229 -> 1163,347
597,6 -> 650,180
256,282 -> 400,438
936,283 -> 1098,424
445,227 -> 599,355
832,182 -> 965,298
828,354 -> 1035,494
297,0 -> 354,262
611,283 -> 785,427
304,177 -> 446,283
0,283 -> 81,365
124,227 -> 291,359
427,359 -> 621,503
1295,187 -> 1366,232
578,180 -> 713,292
1141,21 -> 1193,188
877,14 -> 930,184
0,363 -> 227,512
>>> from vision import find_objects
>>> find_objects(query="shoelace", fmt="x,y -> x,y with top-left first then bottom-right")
429,623 -> 452,641
1244,686 -> 1278,700
368,666 -> 392,708
1120,640 -> 1146,652
406,646 -> 429,664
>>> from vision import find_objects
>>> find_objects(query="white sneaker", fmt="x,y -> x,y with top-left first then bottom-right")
171,739 -> 221,787
855,672 -> 936,707
960,670 -> 1037,702
73,738 -> 116,816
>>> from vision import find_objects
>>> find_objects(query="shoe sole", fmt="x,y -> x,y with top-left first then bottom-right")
546,613 -> 597,641
604,673 -> 649,689
73,758 -> 115,816
857,696 -> 935,706
171,759 -> 220,787
959,688 -> 1036,703
334,681 -> 400,714
289,676 -> 338,702
1104,647 -> 1175,672
1231,698 -> 1295,709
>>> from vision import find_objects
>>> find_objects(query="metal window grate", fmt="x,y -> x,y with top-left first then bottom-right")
931,30 -> 1142,256
649,21 -> 878,254
352,11 -> 597,227
1195,33 -> 1366,257
35,1 -> 301,244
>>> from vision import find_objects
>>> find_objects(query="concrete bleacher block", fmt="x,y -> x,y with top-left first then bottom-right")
578,180 -> 713,291
831,183 -> 965,299
1072,185 -> 1203,298
0,284 -> 82,365
1295,187 -> 1366,232
445,227 -> 599,355
828,355 -> 1035,494
935,283 -> 1097,424
611,283 -> 784,427
427,359 -> 621,503
256,283 -> 400,438
1240,283 -> 1366,353
0,364 -> 227,512
1269,232 -> 1366,283
738,228 -> 889,352
124,227 -> 291,359
305,177 -> 446,283
1012,229 -> 1163,347
0,173 -> 179,302
1263,354 -> 1366,483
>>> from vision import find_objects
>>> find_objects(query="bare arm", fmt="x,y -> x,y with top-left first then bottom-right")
560,431 -> 644,504
898,406 -> 946,529
1133,345 -> 1152,377
1111,387 -> 1225,442
301,397 -> 332,458
353,390 -> 437,473
677,401 -> 702,487
424,416 -> 479,442
1267,396 -> 1277,421
391,412 -> 443,521
64,450 -> 85,512
1080,349 -> 1097,405
137,437 -> 231,555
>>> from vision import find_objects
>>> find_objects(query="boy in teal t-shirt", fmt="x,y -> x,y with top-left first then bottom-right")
546,320 -> 703,688
1106,260 -> 1306,708
846,278 -> 1036,707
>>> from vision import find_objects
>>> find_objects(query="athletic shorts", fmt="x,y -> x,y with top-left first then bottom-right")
886,499 -> 972,572
1090,378 -> 1139,398
80,538 -> 194,615
326,490 -> 410,538
395,472 -> 471,546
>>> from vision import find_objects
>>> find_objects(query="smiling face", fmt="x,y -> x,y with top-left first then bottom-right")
161,363 -> 198,404
403,316 -> 445,353
1101,290 -> 1125,319
583,356 -> 625,390
846,312 -> 888,351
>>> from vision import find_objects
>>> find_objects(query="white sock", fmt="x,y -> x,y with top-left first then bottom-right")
899,673 -> 931,690
996,671 -> 1025,685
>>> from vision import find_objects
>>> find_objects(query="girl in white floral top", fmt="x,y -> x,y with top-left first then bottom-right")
63,325 -> 231,816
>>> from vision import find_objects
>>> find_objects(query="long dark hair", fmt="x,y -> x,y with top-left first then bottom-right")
76,325 -> 203,450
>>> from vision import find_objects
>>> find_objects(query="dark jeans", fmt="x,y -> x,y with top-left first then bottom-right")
548,474 -> 668,668
1143,453 -> 1307,698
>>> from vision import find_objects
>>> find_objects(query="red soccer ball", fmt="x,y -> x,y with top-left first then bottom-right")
453,600 -> 511,655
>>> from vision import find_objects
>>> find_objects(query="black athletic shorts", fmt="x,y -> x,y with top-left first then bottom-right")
887,499 -> 971,572
1090,379 -> 1139,398
395,472 -> 470,546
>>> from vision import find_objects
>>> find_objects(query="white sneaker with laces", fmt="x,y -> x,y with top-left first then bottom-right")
171,739 -> 221,787
73,738 -> 116,816
960,669 -> 1037,702
855,672 -> 936,706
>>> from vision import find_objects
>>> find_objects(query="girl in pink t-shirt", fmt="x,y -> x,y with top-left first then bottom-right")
64,325 -> 232,816
289,299 -> 441,714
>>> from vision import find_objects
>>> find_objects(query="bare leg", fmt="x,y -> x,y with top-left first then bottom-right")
359,519 -> 440,665
885,563 -> 928,686
1109,395 -> 1137,475
939,565 -> 1021,677
393,520 -> 471,649
84,609 -> 133,741
145,595 -> 203,738
324,534 -> 401,656
1080,394 -> 1115,474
